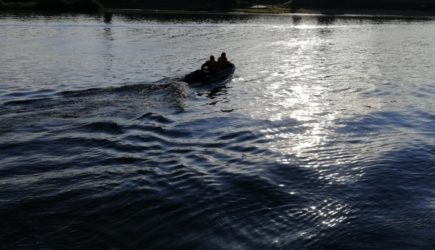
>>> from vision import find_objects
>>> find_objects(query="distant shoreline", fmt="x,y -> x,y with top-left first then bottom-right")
101,8 -> 435,19
1,7 -> 435,19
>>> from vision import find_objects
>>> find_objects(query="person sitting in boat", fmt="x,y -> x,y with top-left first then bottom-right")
201,56 -> 218,74
217,52 -> 231,69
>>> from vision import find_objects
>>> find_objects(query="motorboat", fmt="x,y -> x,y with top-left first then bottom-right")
184,63 -> 235,85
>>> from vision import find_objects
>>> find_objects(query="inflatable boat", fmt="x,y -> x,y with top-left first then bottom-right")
184,64 -> 235,84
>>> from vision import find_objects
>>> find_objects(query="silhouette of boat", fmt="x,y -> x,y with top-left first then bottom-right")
184,64 -> 235,84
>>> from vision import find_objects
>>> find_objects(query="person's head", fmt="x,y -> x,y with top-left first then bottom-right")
210,56 -> 215,61
221,52 -> 227,58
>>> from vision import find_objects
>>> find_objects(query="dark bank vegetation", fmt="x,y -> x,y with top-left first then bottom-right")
0,0 -> 103,12
0,0 -> 244,11
102,0 -> 241,11
1,0 -> 435,13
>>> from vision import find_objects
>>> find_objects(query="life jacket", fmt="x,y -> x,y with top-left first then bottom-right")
218,57 -> 230,69
203,60 -> 218,73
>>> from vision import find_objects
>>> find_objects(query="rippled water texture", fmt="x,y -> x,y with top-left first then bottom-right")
1,13 -> 435,249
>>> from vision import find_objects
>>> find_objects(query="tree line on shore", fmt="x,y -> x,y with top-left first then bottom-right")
1,0 -> 434,12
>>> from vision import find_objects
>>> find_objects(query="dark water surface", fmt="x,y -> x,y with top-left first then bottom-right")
1,13 -> 435,249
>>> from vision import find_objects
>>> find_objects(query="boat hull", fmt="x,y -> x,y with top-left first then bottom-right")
184,64 -> 235,84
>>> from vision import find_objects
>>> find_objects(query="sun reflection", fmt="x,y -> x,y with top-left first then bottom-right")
240,28 -> 369,187
303,200 -> 350,229
260,80 -> 335,158
235,20 -> 394,189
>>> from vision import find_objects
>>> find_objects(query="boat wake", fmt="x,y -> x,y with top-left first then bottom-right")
0,79 -> 188,134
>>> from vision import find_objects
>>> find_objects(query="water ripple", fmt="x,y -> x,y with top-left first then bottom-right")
1,14 -> 435,249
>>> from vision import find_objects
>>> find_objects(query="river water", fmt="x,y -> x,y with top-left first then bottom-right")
1,13 -> 435,249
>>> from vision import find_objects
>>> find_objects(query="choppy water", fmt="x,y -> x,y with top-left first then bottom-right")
1,13 -> 435,249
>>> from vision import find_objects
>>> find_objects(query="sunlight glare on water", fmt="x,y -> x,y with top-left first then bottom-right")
1,13 -> 435,249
